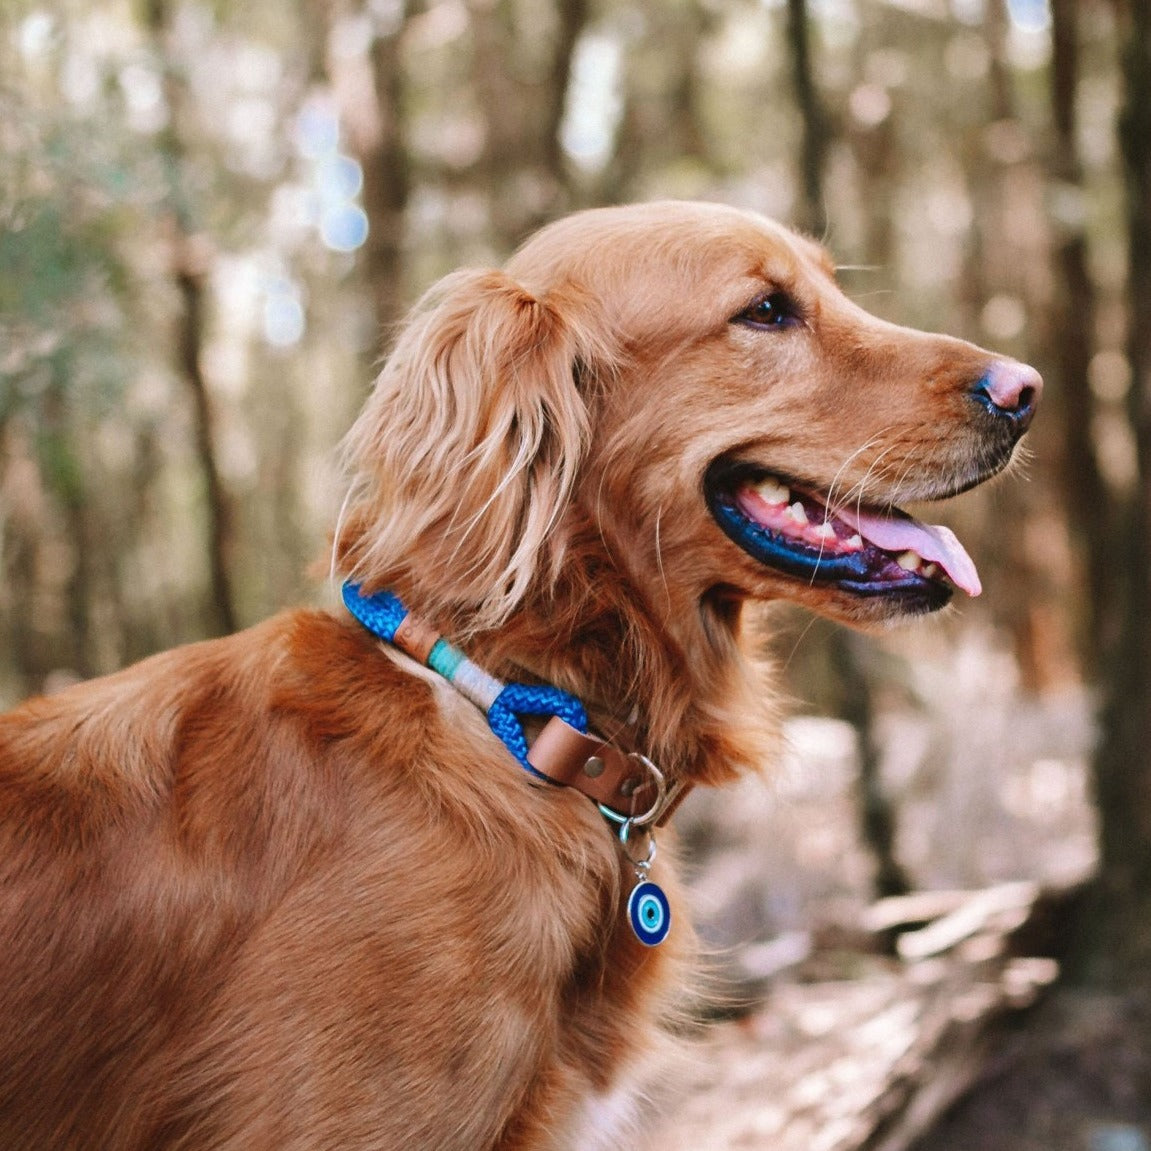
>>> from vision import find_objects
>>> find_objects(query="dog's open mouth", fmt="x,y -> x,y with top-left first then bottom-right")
705,461 -> 981,612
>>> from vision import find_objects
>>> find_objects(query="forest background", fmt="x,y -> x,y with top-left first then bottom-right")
3,0 -> 1151,1142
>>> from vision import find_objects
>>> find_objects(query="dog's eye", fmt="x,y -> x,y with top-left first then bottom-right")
736,292 -> 801,330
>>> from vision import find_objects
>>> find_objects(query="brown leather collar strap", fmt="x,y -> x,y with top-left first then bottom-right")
527,717 -> 690,828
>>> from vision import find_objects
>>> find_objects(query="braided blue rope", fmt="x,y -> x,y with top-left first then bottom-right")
488,682 -> 589,774
342,583 -> 590,777
341,583 -> 407,643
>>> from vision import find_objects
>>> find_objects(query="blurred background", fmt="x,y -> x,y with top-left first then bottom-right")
2,0 -> 1150,1143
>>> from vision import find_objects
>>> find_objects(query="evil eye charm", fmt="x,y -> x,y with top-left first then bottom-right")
627,880 -> 671,947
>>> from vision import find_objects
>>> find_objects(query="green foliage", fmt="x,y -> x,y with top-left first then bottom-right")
0,92 -> 143,422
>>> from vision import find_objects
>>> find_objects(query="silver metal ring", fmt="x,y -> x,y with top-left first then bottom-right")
618,818 -> 657,869
624,754 -> 667,829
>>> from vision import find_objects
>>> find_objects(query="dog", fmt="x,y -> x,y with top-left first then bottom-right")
0,201 -> 1040,1149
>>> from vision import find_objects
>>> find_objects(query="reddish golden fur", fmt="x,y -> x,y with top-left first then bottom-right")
0,201 -> 1036,1149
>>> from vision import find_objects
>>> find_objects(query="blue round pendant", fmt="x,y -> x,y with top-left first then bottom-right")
627,880 -> 671,947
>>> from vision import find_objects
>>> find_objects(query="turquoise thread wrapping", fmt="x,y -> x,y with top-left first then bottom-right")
427,639 -> 466,680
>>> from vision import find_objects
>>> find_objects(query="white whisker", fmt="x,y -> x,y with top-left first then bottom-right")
329,483 -> 358,588
653,506 -> 671,613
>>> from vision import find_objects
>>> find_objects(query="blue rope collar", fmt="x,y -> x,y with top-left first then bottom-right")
341,582 -> 590,784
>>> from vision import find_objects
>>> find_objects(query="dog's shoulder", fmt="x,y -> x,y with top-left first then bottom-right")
0,611 -> 425,847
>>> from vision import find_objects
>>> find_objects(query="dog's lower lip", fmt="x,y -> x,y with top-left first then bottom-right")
703,461 -> 973,607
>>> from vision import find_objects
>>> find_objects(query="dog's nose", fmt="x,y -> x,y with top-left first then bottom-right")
973,359 -> 1042,433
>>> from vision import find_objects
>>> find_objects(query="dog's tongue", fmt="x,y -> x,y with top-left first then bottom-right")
837,506 -> 982,597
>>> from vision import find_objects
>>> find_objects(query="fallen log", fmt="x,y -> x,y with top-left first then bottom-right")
647,884 -> 1064,1151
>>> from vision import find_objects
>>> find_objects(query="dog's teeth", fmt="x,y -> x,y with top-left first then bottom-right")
786,502 -> 808,525
753,477 -> 790,505
923,563 -> 938,578
897,550 -> 923,572
813,522 -> 837,541
846,534 -> 864,551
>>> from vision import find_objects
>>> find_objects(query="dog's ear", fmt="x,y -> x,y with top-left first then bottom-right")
338,268 -> 602,633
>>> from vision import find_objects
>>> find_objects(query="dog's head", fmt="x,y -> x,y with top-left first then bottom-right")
338,201 -> 1039,638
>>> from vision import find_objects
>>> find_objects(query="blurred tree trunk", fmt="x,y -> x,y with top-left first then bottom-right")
0,413 -> 86,690
786,0 -> 829,236
43,382 -> 95,678
146,0 -> 238,637
1082,0 -> 1151,986
846,9 -> 898,276
543,0 -> 592,188
173,235 -> 237,637
787,0 -> 908,898
360,6 -> 413,337
1049,0 -> 1110,671
311,1 -> 413,339
470,0 -> 528,246
606,1 -> 713,204
470,0 -> 590,248
985,0 -> 1014,121
832,635 -> 911,898
662,2 -> 712,167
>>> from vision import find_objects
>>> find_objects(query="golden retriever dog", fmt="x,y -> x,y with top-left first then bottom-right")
0,201 -> 1040,1149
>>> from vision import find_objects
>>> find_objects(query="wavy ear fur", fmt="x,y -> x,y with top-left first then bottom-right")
337,268 -> 604,633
